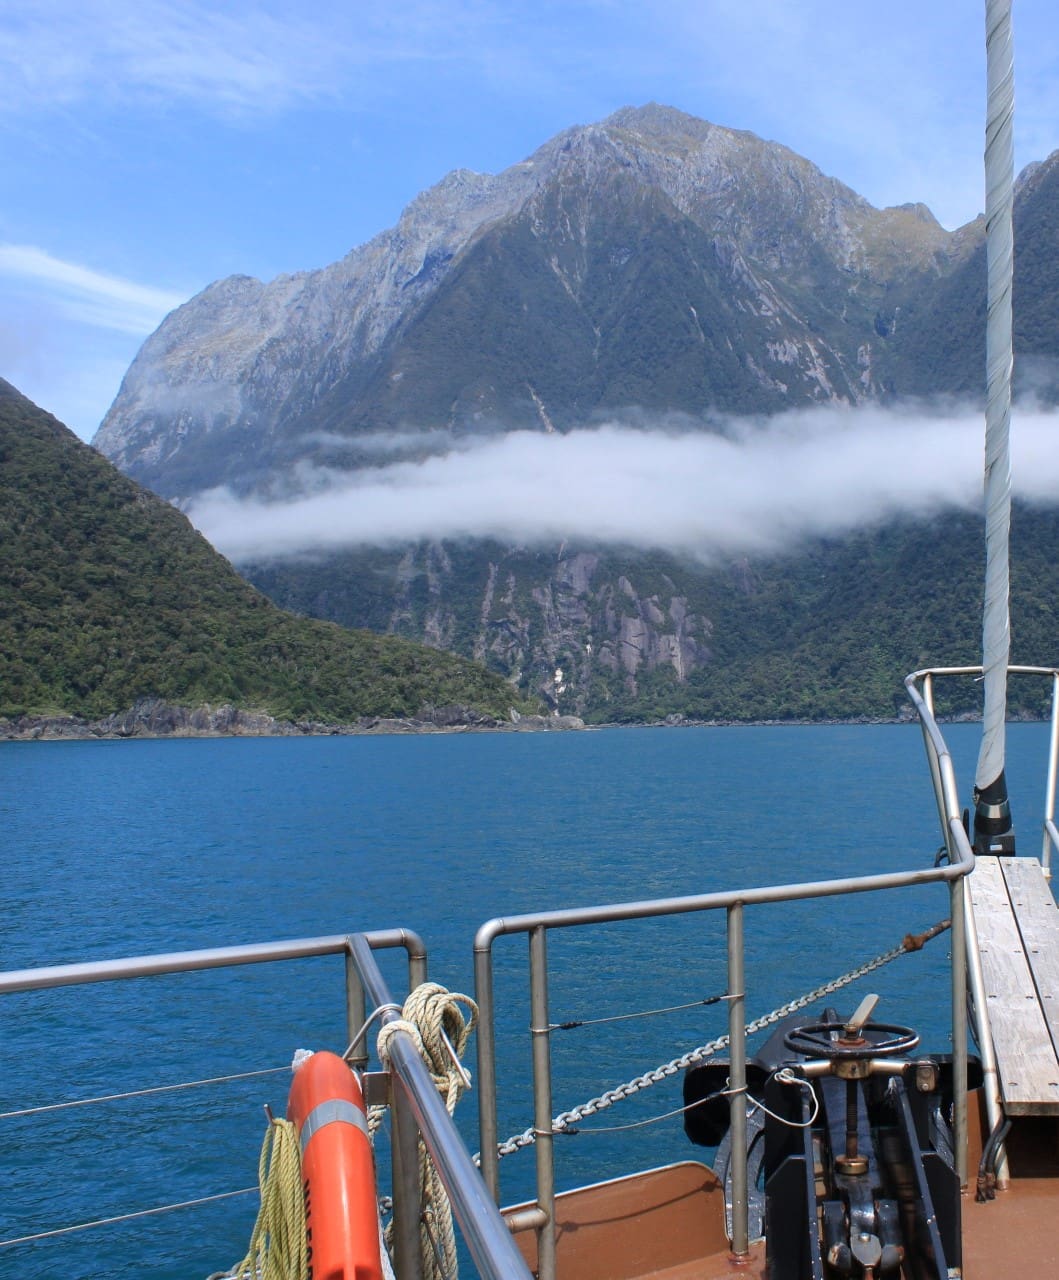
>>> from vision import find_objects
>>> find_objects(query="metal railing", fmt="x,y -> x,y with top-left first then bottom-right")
473,841 -> 975,1280
905,663 -> 1059,1182
906,665 -> 1059,876
0,931 -> 533,1280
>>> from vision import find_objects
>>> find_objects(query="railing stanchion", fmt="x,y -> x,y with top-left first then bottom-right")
474,935 -> 501,1203
727,902 -> 749,1258
345,947 -> 368,1070
1043,672 -> 1059,876
529,926 -> 557,1280
950,869 -> 968,1187
391,1074 -> 426,1280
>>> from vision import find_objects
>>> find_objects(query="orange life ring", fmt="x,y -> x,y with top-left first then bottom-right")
287,1050 -> 384,1280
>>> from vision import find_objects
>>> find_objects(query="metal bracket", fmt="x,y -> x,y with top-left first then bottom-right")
362,1070 -> 391,1107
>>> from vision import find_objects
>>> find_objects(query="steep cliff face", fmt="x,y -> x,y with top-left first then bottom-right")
246,541 -> 713,717
94,105 -> 969,497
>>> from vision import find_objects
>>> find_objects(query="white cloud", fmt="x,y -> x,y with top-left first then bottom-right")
0,0 -> 532,118
0,244 -> 186,335
185,406 -> 1059,565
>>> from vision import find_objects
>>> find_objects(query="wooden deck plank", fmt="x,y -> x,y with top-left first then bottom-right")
968,857 -> 1059,1114
1000,858 -> 1059,1061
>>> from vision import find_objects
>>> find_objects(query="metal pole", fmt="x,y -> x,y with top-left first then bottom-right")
960,869 -> 1007,1181
346,949 -> 368,1071
949,868 -> 969,1187
474,938 -> 501,1203
391,1075 -> 426,1280
727,902 -> 749,1258
920,675 -> 950,845
1043,673 -> 1059,875
529,926 -> 557,1280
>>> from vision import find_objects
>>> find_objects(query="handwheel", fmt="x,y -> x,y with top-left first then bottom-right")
783,1021 -> 919,1060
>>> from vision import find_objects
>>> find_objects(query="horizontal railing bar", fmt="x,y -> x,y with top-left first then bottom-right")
0,929 -> 425,995
474,853 -> 970,949
906,664 -> 1059,679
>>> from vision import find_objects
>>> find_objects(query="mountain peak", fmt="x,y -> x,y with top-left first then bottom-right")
95,106 -> 975,491
603,102 -> 719,143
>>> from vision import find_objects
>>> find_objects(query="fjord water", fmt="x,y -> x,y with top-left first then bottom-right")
1,722 -> 1052,1279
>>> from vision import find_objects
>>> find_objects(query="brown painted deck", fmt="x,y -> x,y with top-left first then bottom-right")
506,1161 -> 766,1279
962,1090 -> 1059,1276
504,1102 -> 1059,1278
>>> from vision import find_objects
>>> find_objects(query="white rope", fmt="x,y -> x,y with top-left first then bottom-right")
746,1069 -> 821,1130
375,983 -> 478,1280
977,0 -> 1015,792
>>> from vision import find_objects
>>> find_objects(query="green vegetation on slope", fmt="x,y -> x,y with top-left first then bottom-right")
247,509 -> 1059,725
0,380 -> 529,722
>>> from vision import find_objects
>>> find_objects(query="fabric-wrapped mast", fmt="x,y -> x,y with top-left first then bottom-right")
974,0 -> 1016,855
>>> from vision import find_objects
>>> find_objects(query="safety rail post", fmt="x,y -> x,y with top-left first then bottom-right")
529,926 -> 557,1280
919,675 -> 951,855
727,902 -> 749,1258
1043,672 -> 1059,877
473,936 -> 501,1203
905,665 -> 1025,1186
949,861 -> 969,1187
346,949 -> 368,1070
389,1075 -> 426,1280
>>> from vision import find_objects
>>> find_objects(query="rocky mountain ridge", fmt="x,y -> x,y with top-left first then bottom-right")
95,105 -> 974,496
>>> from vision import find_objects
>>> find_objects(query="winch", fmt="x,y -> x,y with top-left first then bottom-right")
684,995 -> 980,1279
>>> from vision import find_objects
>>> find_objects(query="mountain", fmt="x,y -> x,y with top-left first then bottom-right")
889,149 -> 1059,400
88,107 -> 1059,721
95,105 -> 969,496
0,379 -> 529,725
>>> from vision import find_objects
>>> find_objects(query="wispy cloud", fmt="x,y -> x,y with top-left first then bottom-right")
0,244 -> 186,335
1,2 -> 345,115
186,406 -> 1059,565
0,1 -> 535,118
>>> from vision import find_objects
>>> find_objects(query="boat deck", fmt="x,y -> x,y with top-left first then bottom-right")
961,1091 -> 1059,1276
507,1162 -> 766,1279
967,855 -> 1059,1113
508,1101 -> 1059,1279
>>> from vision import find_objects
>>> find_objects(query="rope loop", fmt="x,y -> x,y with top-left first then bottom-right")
222,1117 -> 306,1280
375,983 -> 479,1280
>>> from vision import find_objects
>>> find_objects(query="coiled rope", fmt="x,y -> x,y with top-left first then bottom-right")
375,982 -> 478,1280
220,1116 -> 306,1280
486,919 -> 949,1160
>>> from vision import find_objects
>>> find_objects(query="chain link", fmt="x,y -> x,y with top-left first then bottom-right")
487,922 -> 949,1161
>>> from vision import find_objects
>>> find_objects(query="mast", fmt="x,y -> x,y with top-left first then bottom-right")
974,0 -> 1016,854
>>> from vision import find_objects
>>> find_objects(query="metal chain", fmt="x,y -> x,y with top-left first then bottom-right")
488,921 -> 949,1160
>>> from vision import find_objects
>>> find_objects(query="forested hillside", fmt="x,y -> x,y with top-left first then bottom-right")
0,380 -> 529,724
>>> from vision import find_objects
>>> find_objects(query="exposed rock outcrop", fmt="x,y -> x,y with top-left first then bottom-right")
0,698 -> 583,740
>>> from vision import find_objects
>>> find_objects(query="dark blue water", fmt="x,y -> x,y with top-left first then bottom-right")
1,723 -> 1052,1278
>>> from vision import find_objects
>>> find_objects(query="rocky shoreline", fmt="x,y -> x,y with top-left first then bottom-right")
3,699 -> 1031,743
0,698 -> 586,741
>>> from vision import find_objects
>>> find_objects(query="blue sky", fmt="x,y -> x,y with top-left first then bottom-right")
2,0 -> 1057,442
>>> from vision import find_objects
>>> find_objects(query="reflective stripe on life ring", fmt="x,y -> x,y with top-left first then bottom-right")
288,1050 -> 384,1280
